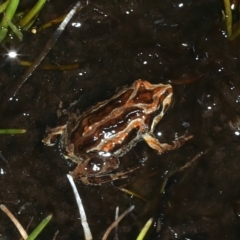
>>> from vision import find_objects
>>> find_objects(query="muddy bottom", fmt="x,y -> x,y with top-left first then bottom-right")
1,0 -> 240,239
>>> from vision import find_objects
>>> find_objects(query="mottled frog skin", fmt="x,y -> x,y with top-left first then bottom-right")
43,79 -> 192,185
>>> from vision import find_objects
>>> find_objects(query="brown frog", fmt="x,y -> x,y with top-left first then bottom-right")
43,79 -> 192,185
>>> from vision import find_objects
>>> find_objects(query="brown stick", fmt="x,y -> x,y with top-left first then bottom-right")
0,204 -> 28,239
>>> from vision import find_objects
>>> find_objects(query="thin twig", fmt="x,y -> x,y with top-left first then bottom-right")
0,204 -> 28,239
102,205 -> 135,240
52,230 -> 59,240
0,151 -> 8,163
160,149 -> 210,193
116,187 -> 147,202
19,217 -> 33,240
114,206 -> 119,240
67,174 -> 93,240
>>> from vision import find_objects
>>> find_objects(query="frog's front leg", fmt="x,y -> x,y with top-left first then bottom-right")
42,125 -> 66,146
142,132 -> 193,154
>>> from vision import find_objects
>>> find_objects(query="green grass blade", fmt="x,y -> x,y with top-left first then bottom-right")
19,0 -> 46,28
0,27 -> 8,43
0,0 -> 19,28
20,60 -> 79,70
136,218 -> 153,240
0,0 -> 19,43
0,0 -> 10,13
229,26 -> 240,40
26,214 -> 52,240
0,129 -> 26,134
3,13 -> 23,41
223,0 -> 232,37
22,13 -> 38,30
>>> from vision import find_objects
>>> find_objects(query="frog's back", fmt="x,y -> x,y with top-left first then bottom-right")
66,80 -> 172,155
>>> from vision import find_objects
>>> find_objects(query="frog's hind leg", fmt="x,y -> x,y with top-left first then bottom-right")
73,167 -> 140,186
42,124 -> 67,146
142,133 -> 193,154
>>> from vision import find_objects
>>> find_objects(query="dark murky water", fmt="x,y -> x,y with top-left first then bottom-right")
1,0 -> 240,239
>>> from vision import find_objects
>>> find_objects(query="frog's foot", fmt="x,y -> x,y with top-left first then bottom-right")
42,125 -> 66,146
70,167 -> 140,185
142,133 -> 193,154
